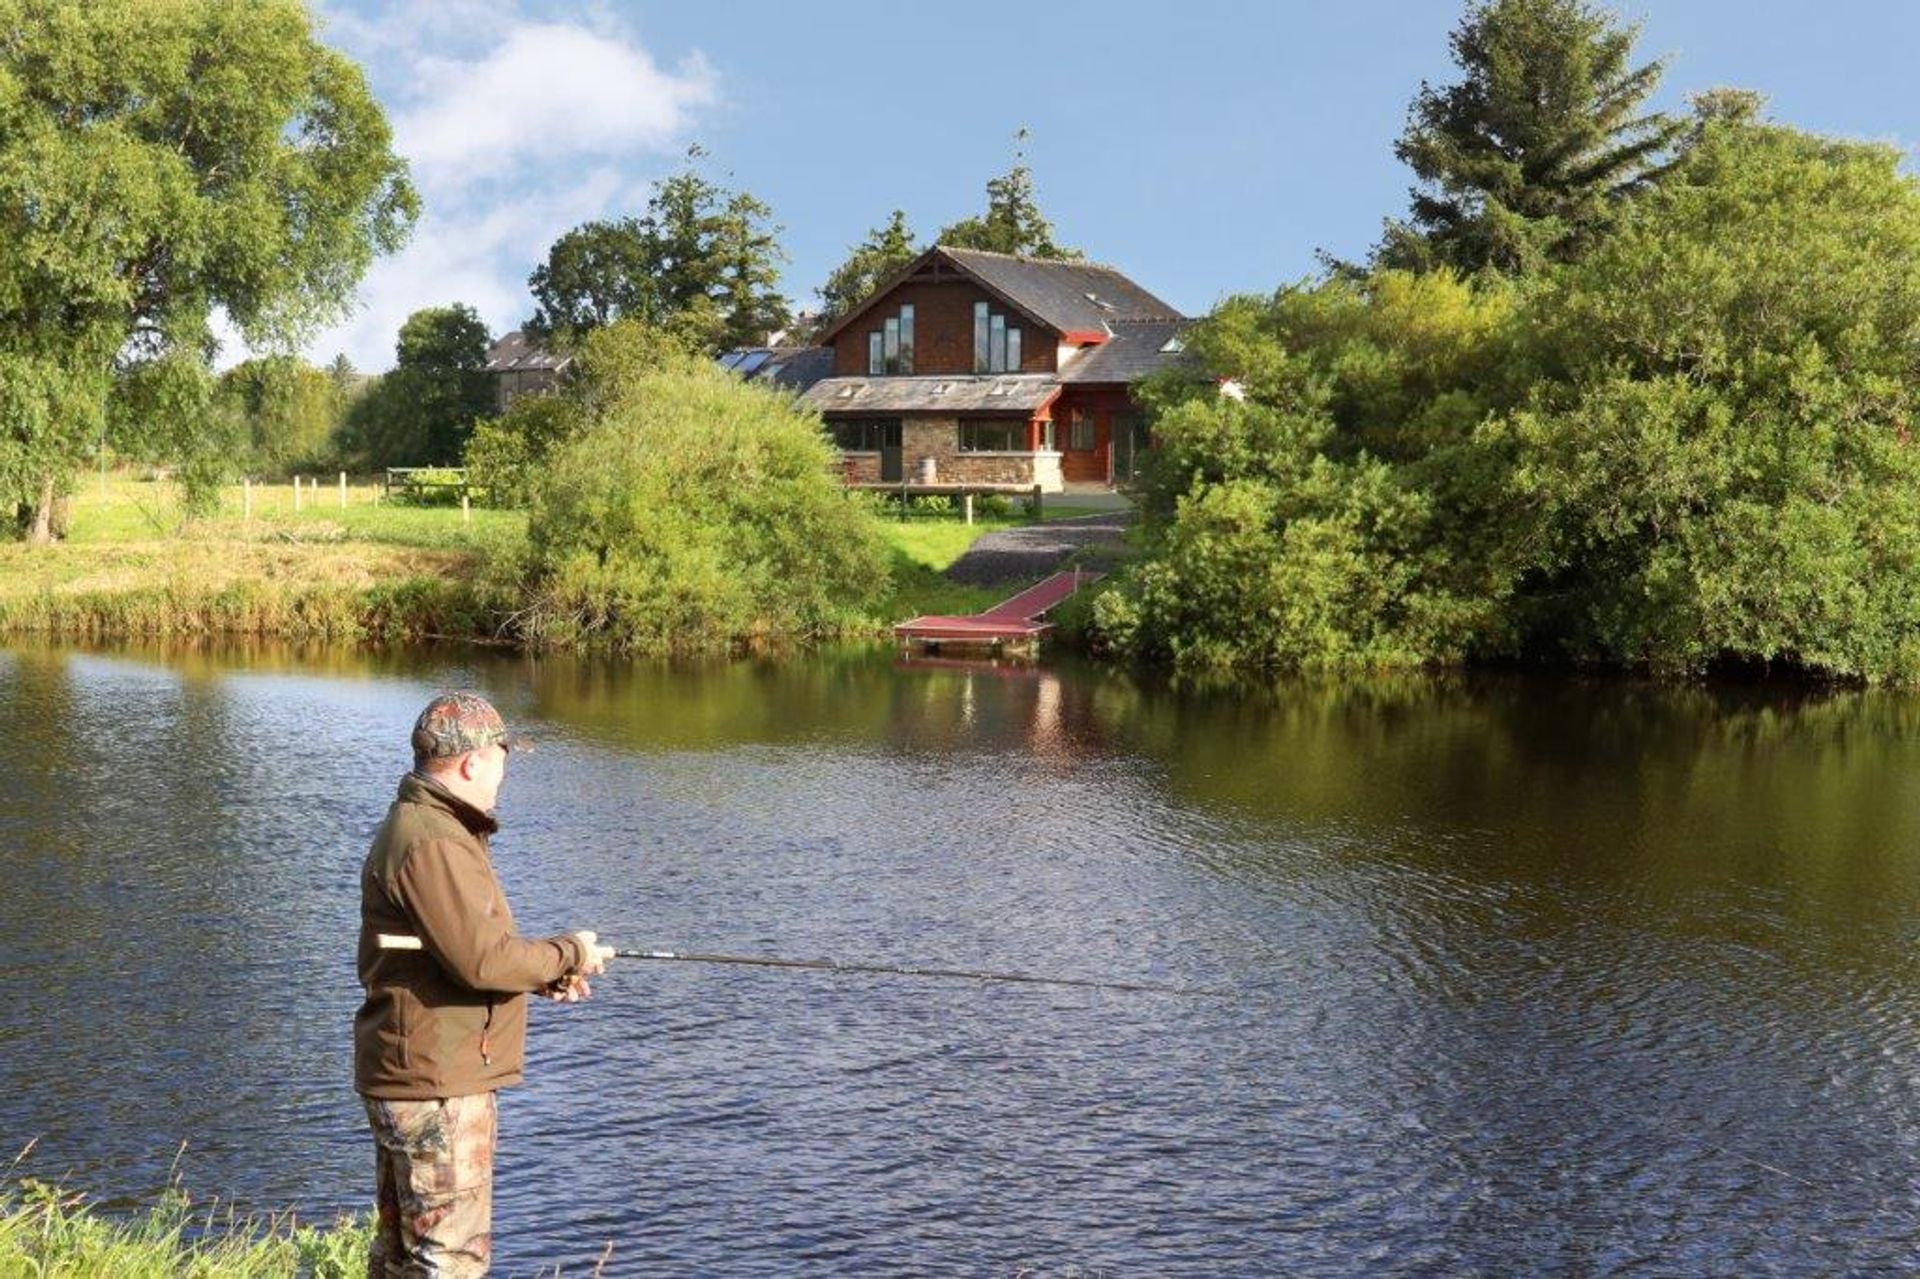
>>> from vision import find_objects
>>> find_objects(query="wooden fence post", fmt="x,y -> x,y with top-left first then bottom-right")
339,471 -> 347,509
461,493 -> 471,526
1031,484 -> 1043,521
293,476 -> 302,512
963,492 -> 974,526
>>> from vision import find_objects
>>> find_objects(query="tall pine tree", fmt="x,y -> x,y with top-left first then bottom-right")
1378,0 -> 1686,275
938,131 -> 1081,260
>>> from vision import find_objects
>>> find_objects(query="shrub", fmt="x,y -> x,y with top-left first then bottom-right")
464,394 -> 582,508
520,322 -> 890,651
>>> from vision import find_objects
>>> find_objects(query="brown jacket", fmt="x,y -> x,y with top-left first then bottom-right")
354,773 -> 587,1099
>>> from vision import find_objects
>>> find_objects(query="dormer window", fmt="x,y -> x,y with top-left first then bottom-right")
866,304 -> 914,375
973,302 -> 1023,373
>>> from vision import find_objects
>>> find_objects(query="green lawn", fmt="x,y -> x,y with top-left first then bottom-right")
62,475 -> 524,551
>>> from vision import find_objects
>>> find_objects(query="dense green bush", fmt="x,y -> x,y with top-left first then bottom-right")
464,394 -> 581,508
1102,118 -> 1920,683
519,321 -> 890,651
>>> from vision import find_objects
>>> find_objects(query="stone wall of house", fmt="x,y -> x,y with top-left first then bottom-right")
828,416 -> 1064,492
838,453 -> 882,484
901,417 -> 1063,491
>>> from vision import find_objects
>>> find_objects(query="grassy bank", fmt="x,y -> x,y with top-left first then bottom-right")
0,476 -> 1049,649
0,1177 -> 367,1278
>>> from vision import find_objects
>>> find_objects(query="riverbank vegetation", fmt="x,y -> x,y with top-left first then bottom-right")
0,1174 -> 366,1277
0,472 -> 1016,649
1094,1 -> 1920,683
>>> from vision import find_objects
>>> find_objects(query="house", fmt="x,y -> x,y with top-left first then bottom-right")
485,330 -> 573,413
779,246 -> 1191,492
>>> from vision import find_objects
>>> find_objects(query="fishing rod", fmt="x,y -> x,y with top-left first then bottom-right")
608,947 -> 1225,998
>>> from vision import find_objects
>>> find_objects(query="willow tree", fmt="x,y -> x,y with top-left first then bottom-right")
0,0 -> 417,541
1378,0 -> 1685,275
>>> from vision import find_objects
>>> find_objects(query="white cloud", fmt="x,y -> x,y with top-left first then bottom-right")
268,8 -> 718,371
397,23 -> 715,190
305,169 -> 628,370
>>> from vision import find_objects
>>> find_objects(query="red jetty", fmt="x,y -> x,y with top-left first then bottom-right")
895,570 -> 1100,654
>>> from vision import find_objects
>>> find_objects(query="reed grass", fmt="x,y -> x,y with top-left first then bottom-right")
0,1144 -> 368,1278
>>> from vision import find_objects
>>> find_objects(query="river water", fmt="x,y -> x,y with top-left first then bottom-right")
2,643 -> 1919,1274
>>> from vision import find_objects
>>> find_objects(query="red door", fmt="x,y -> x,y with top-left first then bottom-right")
1061,409 -> 1108,484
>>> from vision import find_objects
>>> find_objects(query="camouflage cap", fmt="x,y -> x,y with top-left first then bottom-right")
411,691 -> 529,760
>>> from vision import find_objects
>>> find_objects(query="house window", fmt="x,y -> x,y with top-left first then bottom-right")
957,419 -> 1027,452
972,301 -> 1023,373
866,304 -> 915,375
1069,411 -> 1097,451
829,418 -> 902,452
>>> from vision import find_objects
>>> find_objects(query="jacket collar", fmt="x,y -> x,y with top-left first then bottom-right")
397,771 -> 500,837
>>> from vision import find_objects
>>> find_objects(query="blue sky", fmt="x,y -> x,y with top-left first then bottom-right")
305,1 -> 1920,371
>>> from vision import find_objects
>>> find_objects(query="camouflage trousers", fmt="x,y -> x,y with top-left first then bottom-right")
363,1091 -> 497,1277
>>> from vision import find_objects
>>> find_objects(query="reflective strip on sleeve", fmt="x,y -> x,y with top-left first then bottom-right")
376,933 -> 424,951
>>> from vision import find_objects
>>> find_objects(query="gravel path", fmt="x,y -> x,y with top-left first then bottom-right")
944,510 -> 1135,586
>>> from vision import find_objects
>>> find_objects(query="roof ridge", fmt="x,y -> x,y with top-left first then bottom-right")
936,244 -> 1135,277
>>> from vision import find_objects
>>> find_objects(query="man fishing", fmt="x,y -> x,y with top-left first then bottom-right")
354,691 -> 615,1276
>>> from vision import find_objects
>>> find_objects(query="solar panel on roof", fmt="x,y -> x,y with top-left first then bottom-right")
718,351 -> 748,370
734,352 -> 771,375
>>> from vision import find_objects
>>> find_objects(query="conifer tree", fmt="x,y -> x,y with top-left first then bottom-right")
817,211 -> 919,325
938,131 -> 1081,260
1378,0 -> 1685,275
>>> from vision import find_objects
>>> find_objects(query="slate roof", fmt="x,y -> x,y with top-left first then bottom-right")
799,374 -> 1061,416
816,246 -> 1186,346
485,330 -> 571,374
718,344 -> 835,393
1057,319 -> 1197,384
938,247 -> 1185,334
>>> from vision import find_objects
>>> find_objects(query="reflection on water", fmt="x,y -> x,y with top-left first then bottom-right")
2,642 -> 1919,1273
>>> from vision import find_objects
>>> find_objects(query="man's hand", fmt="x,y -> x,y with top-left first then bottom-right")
542,930 -> 616,1002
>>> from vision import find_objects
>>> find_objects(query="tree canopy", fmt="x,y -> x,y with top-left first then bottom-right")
1105,115 -> 1920,683
338,305 -> 494,469
1375,0 -> 1685,275
218,357 -> 346,475
527,157 -> 790,353
0,0 -> 416,540
937,153 -> 1081,261
816,211 -> 919,327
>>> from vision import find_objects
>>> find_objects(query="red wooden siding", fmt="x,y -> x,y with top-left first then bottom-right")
831,279 -> 1059,377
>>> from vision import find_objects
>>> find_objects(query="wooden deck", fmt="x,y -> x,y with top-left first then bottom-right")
894,569 -> 1099,655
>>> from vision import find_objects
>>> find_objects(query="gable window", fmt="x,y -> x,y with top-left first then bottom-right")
866,304 -> 915,375
829,418 -> 902,452
972,302 -> 1023,373
957,418 -> 1027,452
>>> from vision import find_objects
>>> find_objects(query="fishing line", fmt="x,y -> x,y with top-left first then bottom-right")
608,947 -> 1227,998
